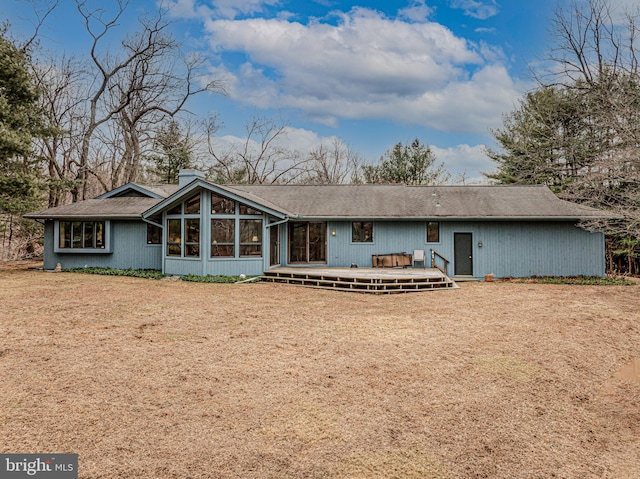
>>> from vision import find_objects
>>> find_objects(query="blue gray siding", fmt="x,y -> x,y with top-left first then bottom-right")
43,217 -> 605,278
313,220 -> 605,278
44,220 -> 162,271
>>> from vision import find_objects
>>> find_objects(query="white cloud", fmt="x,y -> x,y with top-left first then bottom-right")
431,144 -> 493,183
197,7 -> 523,133
209,126 -> 335,153
449,0 -> 499,20
398,0 -> 433,22
165,0 -> 280,19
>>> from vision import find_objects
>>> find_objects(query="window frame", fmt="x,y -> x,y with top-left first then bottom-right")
239,218 -> 263,257
146,223 -> 162,245
54,220 -> 111,253
351,221 -> 374,243
426,221 -> 440,243
210,192 -> 264,259
165,193 -> 201,259
211,218 -> 235,258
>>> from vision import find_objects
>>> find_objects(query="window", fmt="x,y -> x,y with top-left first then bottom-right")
240,219 -> 262,256
147,224 -> 161,244
58,221 -> 105,249
166,194 -> 200,258
211,219 -> 235,257
427,221 -> 440,242
184,194 -> 200,214
211,193 -> 235,214
352,221 -> 373,242
210,193 -> 263,259
167,219 -> 182,256
185,219 -> 200,257
239,204 -> 261,215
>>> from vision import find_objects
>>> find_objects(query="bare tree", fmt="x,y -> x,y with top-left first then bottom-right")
490,0 -> 640,274
31,0 -> 222,201
544,0 -> 640,86
299,138 -> 364,184
31,53 -> 87,207
205,114 -> 308,184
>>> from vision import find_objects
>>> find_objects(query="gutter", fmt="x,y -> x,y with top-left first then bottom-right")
266,218 -> 289,228
142,217 -> 163,228
22,214 -> 145,221
284,216 -> 606,221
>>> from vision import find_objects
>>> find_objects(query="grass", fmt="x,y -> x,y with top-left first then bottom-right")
1,263 -> 640,478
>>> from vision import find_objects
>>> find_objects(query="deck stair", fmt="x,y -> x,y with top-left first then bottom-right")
262,267 -> 458,294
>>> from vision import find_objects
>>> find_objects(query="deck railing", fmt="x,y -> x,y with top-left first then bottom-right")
430,249 -> 450,276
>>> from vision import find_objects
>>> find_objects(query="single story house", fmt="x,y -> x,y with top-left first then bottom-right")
25,169 -> 608,279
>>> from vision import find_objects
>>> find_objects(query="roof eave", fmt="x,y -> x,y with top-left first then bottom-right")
23,213 -> 143,220
289,215 -> 606,221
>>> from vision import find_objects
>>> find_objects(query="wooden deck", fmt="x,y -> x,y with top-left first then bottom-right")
262,267 -> 458,294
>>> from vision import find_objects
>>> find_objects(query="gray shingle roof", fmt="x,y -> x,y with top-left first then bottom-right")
24,197 -> 163,220
24,183 -> 607,221
133,183 -> 180,198
227,184 -> 607,220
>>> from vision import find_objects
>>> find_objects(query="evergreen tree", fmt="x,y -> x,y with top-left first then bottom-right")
0,30 -> 46,257
148,120 -> 194,184
363,138 -> 449,185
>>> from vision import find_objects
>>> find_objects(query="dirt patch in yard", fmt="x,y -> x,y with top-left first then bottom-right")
1,263 -> 639,478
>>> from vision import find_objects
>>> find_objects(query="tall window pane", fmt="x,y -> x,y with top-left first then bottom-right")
167,219 -> 182,256
59,221 -> 70,248
185,219 -> 200,257
95,222 -> 104,248
240,219 -> 262,257
72,222 -> 82,248
83,222 -> 94,248
211,219 -> 235,257
308,222 -> 326,262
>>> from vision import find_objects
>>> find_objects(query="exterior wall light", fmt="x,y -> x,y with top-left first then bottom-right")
331,229 -> 336,236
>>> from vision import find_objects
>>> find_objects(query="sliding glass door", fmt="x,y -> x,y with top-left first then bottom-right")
288,222 -> 327,264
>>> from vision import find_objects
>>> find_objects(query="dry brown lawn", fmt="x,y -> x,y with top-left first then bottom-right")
1,262 -> 639,478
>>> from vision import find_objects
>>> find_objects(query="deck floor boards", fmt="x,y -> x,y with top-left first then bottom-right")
262,267 -> 458,294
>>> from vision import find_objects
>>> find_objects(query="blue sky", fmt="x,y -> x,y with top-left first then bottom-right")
5,0 -> 632,181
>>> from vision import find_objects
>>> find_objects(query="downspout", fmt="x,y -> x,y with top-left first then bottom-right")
142,215 -> 165,275
266,217 -> 289,228
265,217 -> 289,270
142,217 -> 163,228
